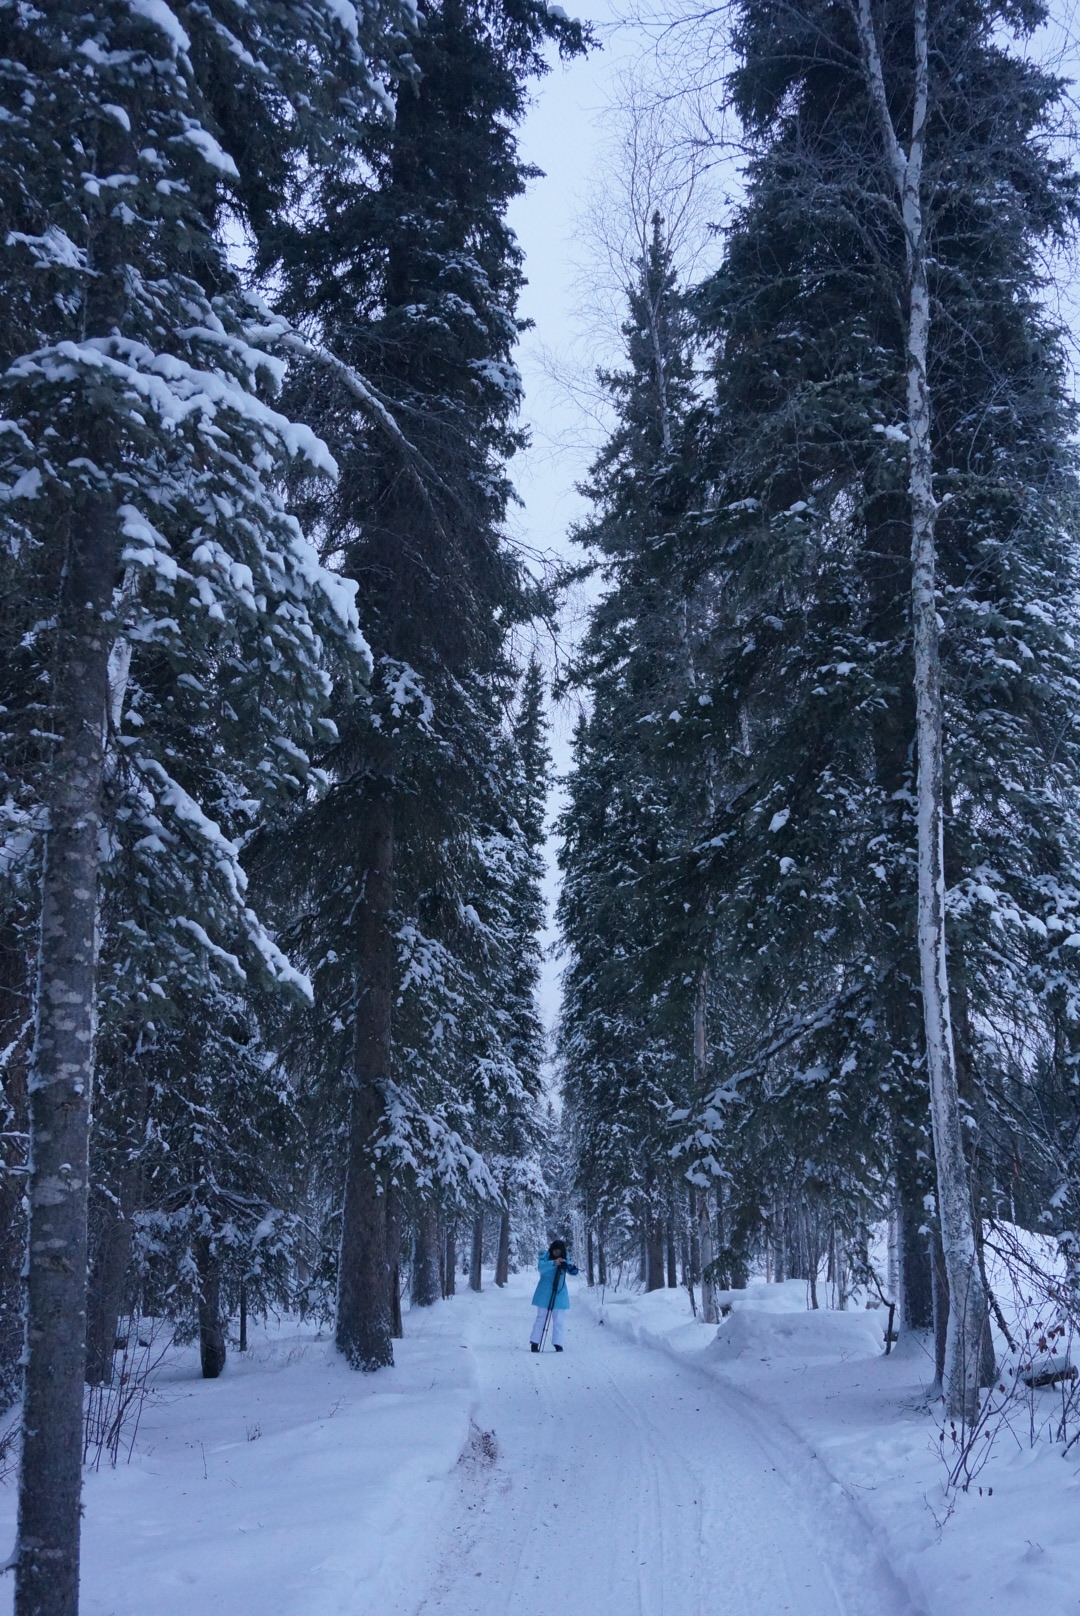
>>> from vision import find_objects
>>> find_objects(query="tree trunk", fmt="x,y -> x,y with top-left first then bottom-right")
931,1225 -> 949,1395
411,1202 -> 441,1307
773,1199 -> 789,1284
899,1193 -> 934,1331
443,1218 -> 457,1298
975,1223 -> 997,1388
336,796 -> 395,1370
854,0 -> 987,1427
196,1236 -> 226,1380
494,1206 -> 511,1287
691,967 -> 718,1323
665,1217 -> 678,1288
645,1214 -> 664,1292
85,1062 -> 145,1388
238,1279 -> 248,1354
386,1181 -> 404,1338
0,1147 -> 25,1408
597,1231 -> 607,1288
586,1227 -> 595,1288
697,1188 -> 718,1324
908,214 -> 987,1421
16,476 -> 117,1616
688,1187 -> 701,1284
886,1207 -> 899,1309
0,937 -> 31,1410
786,1203 -> 807,1281
84,1201 -> 131,1386
469,1213 -> 483,1292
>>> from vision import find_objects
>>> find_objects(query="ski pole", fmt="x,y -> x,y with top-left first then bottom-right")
538,1262 -> 561,1352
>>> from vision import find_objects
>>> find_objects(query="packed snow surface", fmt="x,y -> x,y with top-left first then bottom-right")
600,1278 -> 1080,1616
411,1276 -> 909,1616
2,1270 -> 1079,1613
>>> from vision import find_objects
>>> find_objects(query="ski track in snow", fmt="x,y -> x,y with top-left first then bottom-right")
408,1276 -> 917,1616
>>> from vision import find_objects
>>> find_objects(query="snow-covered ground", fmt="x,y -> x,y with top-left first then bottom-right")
597,1279 -> 1080,1616
411,1274 -> 907,1616
2,1270 -> 1079,1614
0,1309 -> 478,1616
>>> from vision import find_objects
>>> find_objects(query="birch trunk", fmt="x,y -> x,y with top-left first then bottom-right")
886,1205 -> 900,1312
688,1189 -> 701,1288
16,487 -> 117,1616
336,797 -> 395,1370
931,1226 -> 949,1394
853,0 -> 987,1422
0,941 -> 29,1406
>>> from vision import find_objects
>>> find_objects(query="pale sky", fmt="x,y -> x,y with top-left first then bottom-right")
504,4 -> 740,1044
506,8 -> 632,1043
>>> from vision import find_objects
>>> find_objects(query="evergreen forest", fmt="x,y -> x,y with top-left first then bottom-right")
4,0 -> 1080,1611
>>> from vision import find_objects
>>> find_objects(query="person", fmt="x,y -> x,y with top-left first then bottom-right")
529,1240 -> 579,1352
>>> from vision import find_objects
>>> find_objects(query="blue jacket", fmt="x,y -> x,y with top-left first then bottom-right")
531,1251 -> 578,1310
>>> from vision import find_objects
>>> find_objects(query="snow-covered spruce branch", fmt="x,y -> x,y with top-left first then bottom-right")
699,982 -> 868,1111
257,325 -> 452,529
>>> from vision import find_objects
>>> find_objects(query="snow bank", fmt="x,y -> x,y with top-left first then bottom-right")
0,1309 -> 479,1616
597,1276 -> 886,1366
707,1298 -> 883,1363
588,1278 -> 1080,1616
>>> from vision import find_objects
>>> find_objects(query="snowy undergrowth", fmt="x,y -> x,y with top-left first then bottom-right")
0,1305 -> 480,1616
590,1278 -> 1080,1616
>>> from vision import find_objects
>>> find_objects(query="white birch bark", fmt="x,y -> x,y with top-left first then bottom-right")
852,0 -> 987,1420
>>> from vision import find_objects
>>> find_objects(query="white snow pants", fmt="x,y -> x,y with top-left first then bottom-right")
530,1306 -> 565,1348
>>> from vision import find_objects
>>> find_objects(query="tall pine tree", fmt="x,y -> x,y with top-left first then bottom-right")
270,0 -> 587,1369
0,1 -> 408,1605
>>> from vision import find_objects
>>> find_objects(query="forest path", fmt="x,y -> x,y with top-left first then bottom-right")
411,1274 -> 917,1616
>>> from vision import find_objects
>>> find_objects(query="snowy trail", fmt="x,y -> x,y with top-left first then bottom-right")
410,1276 -> 916,1616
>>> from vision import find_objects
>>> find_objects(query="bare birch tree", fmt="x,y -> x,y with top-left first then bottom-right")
848,0 -> 988,1421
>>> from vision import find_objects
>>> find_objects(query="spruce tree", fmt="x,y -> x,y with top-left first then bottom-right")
559,3 -> 1080,1380
489,660 -> 552,1282
271,0 -> 587,1369
661,0 -> 1080,1395
558,216 -> 701,1280
0,2 -> 409,1605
